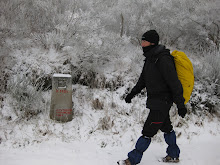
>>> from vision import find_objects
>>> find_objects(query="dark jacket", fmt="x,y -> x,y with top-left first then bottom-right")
130,45 -> 185,110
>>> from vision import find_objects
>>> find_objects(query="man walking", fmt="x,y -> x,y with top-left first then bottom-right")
118,30 -> 187,165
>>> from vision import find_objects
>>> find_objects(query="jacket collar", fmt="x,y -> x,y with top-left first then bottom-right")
143,45 -> 166,59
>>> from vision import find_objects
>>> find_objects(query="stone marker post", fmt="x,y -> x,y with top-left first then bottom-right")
50,74 -> 73,122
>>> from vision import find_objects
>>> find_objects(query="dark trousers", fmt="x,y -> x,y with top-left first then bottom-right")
142,108 -> 173,137
128,107 -> 180,165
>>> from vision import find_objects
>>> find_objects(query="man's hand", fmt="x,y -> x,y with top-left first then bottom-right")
178,106 -> 187,118
125,93 -> 133,103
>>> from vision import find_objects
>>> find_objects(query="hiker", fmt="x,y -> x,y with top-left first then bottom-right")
118,30 -> 187,165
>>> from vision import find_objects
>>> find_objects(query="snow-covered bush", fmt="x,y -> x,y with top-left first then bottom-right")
190,49 -> 220,114
194,49 -> 220,94
1,0 -> 219,52
66,30 -> 143,89
98,115 -> 114,131
189,82 -> 219,114
7,75 -> 44,120
0,0 -> 219,115
0,62 -> 9,93
204,50 -> 220,87
92,98 -> 104,110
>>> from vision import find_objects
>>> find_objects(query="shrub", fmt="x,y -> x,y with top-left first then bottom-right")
92,98 -> 104,110
7,75 -> 44,120
98,115 -> 114,131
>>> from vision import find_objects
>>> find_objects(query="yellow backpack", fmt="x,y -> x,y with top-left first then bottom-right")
171,50 -> 194,104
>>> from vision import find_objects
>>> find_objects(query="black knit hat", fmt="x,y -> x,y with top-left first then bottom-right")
142,30 -> 159,45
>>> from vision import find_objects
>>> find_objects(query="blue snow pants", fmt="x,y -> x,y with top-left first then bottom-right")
128,109 -> 180,165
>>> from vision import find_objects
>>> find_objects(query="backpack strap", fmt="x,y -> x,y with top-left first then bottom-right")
154,51 -> 173,64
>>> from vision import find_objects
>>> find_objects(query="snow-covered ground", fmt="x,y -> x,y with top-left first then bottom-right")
1,124 -> 220,165
1,84 -> 220,165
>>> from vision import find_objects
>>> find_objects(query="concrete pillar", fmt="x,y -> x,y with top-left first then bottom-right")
50,74 -> 73,122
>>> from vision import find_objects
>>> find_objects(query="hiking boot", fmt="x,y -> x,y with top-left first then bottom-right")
117,159 -> 132,165
162,155 -> 179,163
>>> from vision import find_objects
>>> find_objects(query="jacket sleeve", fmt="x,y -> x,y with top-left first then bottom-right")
157,55 -> 185,108
129,67 -> 146,97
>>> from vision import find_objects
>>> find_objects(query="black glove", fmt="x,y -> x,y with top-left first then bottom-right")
125,93 -> 134,103
178,106 -> 187,118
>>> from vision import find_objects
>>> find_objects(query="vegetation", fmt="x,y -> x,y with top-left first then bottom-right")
0,0 -> 219,121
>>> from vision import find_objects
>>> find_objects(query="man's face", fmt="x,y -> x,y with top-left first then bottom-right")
141,40 -> 154,47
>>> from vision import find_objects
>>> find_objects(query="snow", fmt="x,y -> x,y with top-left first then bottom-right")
1,130 -> 220,165
53,74 -> 72,78
1,1 -> 220,165
1,44 -> 220,165
1,22 -> 220,165
1,83 -> 220,165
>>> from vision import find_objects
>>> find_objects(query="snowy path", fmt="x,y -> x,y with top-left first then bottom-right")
1,133 -> 220,165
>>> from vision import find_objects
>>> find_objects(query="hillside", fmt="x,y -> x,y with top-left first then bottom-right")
0,0 -> 220,164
